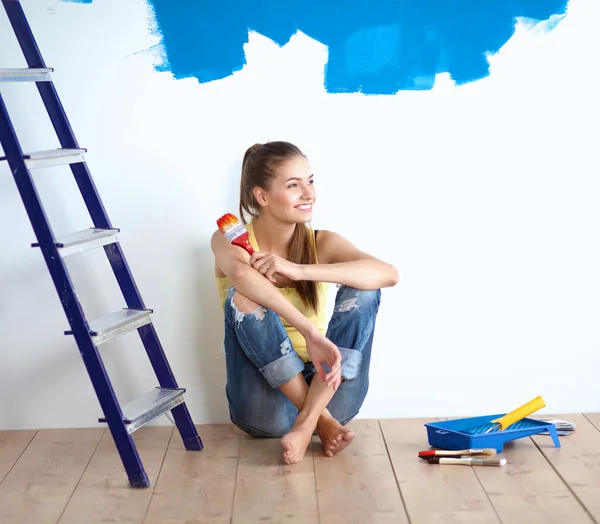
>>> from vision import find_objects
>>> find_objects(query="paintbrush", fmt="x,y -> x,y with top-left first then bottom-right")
217,213 -> 254,255
418,448 -> 496,459
428,457 -> 507,467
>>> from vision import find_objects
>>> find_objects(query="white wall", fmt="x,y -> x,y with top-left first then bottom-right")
1,0 -> 598,430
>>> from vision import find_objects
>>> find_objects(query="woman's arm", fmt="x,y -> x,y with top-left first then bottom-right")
211,230 -> 342,387
211,230 -> 317,335
249,230 -> 398,290
306,230 -> 398,289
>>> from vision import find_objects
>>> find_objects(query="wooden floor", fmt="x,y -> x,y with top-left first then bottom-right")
1,414 -> 599,524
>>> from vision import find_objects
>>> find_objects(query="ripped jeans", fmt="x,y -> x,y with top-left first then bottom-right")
223,285 -> 381,437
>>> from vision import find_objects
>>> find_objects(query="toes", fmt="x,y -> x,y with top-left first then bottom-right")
281,438 -> 295,464
282,445 -> 304,465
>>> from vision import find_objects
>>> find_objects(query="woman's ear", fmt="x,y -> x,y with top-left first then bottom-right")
253,187 -> 269,208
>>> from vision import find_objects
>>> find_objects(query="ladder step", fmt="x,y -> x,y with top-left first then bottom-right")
0,67 -> 53,82
65,308 -> 153,345
32,227 -> 119,257
23,148 -> 86,169
99,388 -> 186,434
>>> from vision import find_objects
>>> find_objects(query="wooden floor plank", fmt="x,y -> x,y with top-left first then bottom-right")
167,422 -> 241,456
58,426 -> 172,524
380,417 -> 500,524
314,419 -> 408,524
475,435 -> 593,524
584,413 -> 600,431
231,434 -> 318,524
0,430 -> 37,483
532,414 -> 600,522
0,428 -> 104,524
144,424 -> 241,524
341,418 -> 389,457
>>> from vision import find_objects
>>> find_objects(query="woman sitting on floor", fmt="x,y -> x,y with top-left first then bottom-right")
211,141 -> 398,464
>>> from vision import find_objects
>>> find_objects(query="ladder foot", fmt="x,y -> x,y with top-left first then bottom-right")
183,435 -> 204,451
128,471 -> 151,489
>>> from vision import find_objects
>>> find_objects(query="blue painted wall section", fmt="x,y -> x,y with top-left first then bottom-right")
63,0 -> 570,94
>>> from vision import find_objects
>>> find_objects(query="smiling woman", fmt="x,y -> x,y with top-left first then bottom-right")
211,141 -> 398,465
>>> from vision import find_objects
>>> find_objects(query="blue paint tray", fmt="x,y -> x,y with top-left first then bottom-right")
425,414 -> 561,452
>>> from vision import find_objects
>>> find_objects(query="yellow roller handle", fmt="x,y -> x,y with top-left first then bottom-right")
491,395 -> 546,431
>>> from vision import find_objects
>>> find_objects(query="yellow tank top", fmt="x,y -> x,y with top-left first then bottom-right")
215,222 -> 328,362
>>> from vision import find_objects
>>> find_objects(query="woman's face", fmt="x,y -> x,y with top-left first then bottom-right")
258,155 -> 316,223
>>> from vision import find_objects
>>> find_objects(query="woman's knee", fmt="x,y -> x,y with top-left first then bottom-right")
227,289 -> 267,321
334,286 -> 381,314
225,288 -> 276,328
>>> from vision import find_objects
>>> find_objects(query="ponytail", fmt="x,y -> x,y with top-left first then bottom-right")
239,143 -> 262,224
287,223 -> 320,312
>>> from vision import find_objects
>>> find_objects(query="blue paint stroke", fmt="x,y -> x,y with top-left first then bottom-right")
66,0 -> 570,93
61,0 -> 93,3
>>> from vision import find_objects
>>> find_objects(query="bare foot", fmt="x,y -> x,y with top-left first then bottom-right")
316,416 -> 355,457
281,419 -> 314,465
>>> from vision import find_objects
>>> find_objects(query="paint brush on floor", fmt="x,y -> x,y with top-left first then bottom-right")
428,457 -> 507,467
418,448 -> 496,459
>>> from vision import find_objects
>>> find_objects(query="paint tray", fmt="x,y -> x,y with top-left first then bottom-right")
425,414 -> 561,452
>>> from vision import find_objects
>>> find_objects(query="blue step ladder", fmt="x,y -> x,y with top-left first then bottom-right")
0,0 -> 203,488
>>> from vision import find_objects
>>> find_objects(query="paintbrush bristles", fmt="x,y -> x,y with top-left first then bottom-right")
217,213 -> 248,242
216,213 -> 239,233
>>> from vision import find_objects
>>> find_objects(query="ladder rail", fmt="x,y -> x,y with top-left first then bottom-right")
2,0 -> 139,299
0,92 -> 150,488
2,0 -> 203,451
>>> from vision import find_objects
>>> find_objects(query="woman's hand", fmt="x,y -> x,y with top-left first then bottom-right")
305,329 -> 342,390
249,252 -> 304,283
